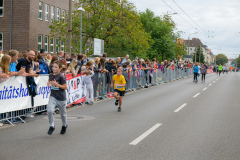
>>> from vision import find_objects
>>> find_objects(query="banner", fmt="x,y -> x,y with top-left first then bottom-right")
0,76 -> 51,113
0,74 -> 87,113
66,74 -> 86,107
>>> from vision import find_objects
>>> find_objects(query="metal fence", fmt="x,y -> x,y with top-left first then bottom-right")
0,68 -> 193,126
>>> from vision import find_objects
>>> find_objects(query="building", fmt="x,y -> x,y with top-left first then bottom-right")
183,38 -> 212,63
0,0 -> 78,54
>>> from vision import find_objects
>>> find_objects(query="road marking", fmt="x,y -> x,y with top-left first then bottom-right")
129,123 -> 162,145
209,84 -> 212,86
193,93 -> 200,98
174,103 -> 187,112
216,79 -> 218,81
203,87 -> 207,90
213,81 -> 216,83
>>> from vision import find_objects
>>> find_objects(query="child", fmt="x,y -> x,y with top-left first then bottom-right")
83,67 -> 94,105
47,60 -> 68,135
111,67 -> 126,112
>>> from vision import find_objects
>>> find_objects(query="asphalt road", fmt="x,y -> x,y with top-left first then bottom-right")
1,72 -> 240,160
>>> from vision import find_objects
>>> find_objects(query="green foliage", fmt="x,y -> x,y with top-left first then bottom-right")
192,46 -> 205,63
216,54 -> 228,65
139,9 -> 179,61
49,0 -> 150,57
236,56 -> 240,68
175,41 -> 187,60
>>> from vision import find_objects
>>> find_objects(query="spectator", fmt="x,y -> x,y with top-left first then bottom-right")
0,55 -> 15,82
83,54 -> 89,65
85,61 -> 93,71
65,53 -> 72,67
72,54 -> 77,60
77,54 -> 84,67
94,57 -> 100,70
116,57 -> 123,65
8,50 -> 25,76
68,59 -> 79,77
39,49 -> 45,60
16,50 -> 39,77
37,54 -> 49,74
58,51 -> 64,61
102,53 -> 107,59
111,60 -> 117,74
32,50 -> 39,71
83,68 -> 95,105
46,54 -> 52,64
49,55 -> 59,73
122,54 -> 129,63
18,50 -> 28,63
0,47 -> 3,62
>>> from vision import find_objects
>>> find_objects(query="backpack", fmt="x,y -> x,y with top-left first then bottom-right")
39,60 -> 49,74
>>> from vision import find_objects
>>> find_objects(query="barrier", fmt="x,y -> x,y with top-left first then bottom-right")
207,69 -> 213,74
0,68 -> 193,126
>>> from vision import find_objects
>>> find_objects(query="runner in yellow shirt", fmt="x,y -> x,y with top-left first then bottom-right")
111,67 -> 126,112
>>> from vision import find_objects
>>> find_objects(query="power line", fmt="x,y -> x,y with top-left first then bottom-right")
172,0 -> 210,36
162,0 -> 197,30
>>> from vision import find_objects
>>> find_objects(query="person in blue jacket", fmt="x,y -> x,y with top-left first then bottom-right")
193,62 -> 199,83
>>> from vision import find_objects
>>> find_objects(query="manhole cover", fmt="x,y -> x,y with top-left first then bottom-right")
44,115 -> 95,121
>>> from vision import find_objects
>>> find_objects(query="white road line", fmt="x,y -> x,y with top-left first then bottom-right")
216,79 -> 218,81
213,81 -> 216,83
209,84 -> 212,86
203,87 -> 207,90
129,123 -> 162,145
193,93 -> 200,98
174,103 -> 187,112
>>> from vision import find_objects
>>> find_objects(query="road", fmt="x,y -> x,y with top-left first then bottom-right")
1,72 -> 240,160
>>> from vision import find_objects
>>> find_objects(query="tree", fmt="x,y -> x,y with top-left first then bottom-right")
175,41 -> 187,60
192,46 -> 205,63
216,54 -> 228,65
139,9 -> 178,62
49,0 -> 150,57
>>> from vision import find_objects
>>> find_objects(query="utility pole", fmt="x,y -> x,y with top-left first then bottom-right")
199,40 -> 201,63
68,0 -> 72,55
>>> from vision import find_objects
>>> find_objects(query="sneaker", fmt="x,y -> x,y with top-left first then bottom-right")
115,100 -> 119,106
89,102 -> 94,105
118,107 -> 121,112
85,102 -> 89,105
48,126 -> 55,135
60,125 -> 68,134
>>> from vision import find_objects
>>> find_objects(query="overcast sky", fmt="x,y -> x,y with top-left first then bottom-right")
131,0 -> 240,59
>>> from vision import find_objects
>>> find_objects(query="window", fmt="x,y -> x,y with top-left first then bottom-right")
45,4 -> 49,21
50,37 -> 54,53
0,33 -> 3,49
57,8 -> 60,22
0,0 -> 3,17
38,35 -> 42,52
190,48 -> 192,51
62,10 -> 65,20
61,41 -> 64,51
39,2 -> 43,20
44,36 -> 48,53
56,38 -> 59,53
51,6 -> 54,22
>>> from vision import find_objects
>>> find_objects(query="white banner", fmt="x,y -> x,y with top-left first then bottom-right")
0,76 -> 51,113
66,74 -> 86,106
0,74 -> 87,113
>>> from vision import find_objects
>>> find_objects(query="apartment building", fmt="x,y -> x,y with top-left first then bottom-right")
0,0 -> 78,54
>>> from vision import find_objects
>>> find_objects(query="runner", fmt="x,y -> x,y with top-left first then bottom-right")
201,64 -> 207,83
111,67 -> 126,112
226,66 -> 229,74
47,60 -> 68,135
218,64 -> 223,76
230,66 -> 233,73
193,63 -> 199,83
222,65 -> 226,74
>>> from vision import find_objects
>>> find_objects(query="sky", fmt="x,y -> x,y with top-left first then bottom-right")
131,0 -> 240,59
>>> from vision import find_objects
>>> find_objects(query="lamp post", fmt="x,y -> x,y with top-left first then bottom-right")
187,32 -> 197,62
78,4 -> 85,54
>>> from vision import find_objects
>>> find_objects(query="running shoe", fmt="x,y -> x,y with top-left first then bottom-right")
89,102 -> 94,105
60,125 -> 68,135
85,102 -> 89,105
115,100 -> 119,106
118,107 -> 121,112
48,126 -> 55,135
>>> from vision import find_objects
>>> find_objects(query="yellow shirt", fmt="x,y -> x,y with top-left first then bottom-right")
112,74 -> 126,91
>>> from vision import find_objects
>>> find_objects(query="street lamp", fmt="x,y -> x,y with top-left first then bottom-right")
78,4 -> 85,54
187,32 -> 198,62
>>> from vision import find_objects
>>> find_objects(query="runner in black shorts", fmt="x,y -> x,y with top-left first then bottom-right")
111,67 -> 126,112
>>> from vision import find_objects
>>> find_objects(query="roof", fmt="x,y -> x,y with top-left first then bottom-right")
183,38 -> 204,47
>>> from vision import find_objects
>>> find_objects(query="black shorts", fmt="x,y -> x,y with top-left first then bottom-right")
114,89 -> 125,96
